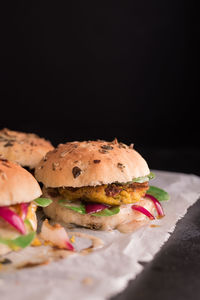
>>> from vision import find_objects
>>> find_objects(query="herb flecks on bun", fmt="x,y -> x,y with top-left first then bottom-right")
0,128 -> 54,169
35,140 -> 150,187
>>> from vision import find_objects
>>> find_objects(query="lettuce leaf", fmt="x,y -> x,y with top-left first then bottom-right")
58,199 -> 86,214
34,198 -> 52,207
0,232 -> 36,250
92,206 -> 120,216
58,200 -> 120,217
147,185 -> 170,201
132,172 -> 155,183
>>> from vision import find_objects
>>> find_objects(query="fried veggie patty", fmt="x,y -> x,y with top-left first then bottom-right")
59,182 -> 149,206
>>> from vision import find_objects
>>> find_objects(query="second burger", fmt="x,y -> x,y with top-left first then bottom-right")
35,140 -> 166,232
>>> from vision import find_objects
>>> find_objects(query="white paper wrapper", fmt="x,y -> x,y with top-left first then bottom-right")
0,170 -> 200,300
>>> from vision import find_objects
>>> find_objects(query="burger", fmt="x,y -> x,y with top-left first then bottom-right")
35,140 -> 165,232
0,128 -> 54,170
0,159 -> 52,256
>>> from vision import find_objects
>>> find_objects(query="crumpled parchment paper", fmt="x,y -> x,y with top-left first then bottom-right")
0,170 -> 200,300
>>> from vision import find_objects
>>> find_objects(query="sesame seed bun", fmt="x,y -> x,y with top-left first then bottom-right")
35,140 -> 150,187
0,128 -> 54,169
0,159 -> 42,206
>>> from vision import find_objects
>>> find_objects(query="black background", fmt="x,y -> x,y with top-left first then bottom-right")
0,2 -> 200,299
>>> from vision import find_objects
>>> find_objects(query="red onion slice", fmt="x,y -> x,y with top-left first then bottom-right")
85,203 -> 109,214
131,205 -> 155,220
19,203 -> 29,220
0,207 -> 26,234
146,194 -> 165,218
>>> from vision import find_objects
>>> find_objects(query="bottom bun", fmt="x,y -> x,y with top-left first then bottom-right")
43,198 -> 155,232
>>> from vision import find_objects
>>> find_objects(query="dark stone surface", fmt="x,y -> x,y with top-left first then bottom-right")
111,197 -> 200,300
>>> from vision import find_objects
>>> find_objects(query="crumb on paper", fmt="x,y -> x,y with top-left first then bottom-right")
31,237 -> 42,247
82,277 -> 94,286
44,241 -> 54,247
70,235 -> 75,243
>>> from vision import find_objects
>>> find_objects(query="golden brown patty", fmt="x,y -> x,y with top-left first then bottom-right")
59,182 -> 149,206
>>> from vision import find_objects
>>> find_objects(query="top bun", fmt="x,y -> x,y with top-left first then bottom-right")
0,159 -> 42,206
35,140 -> 150,188
0,128 -> 54,169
